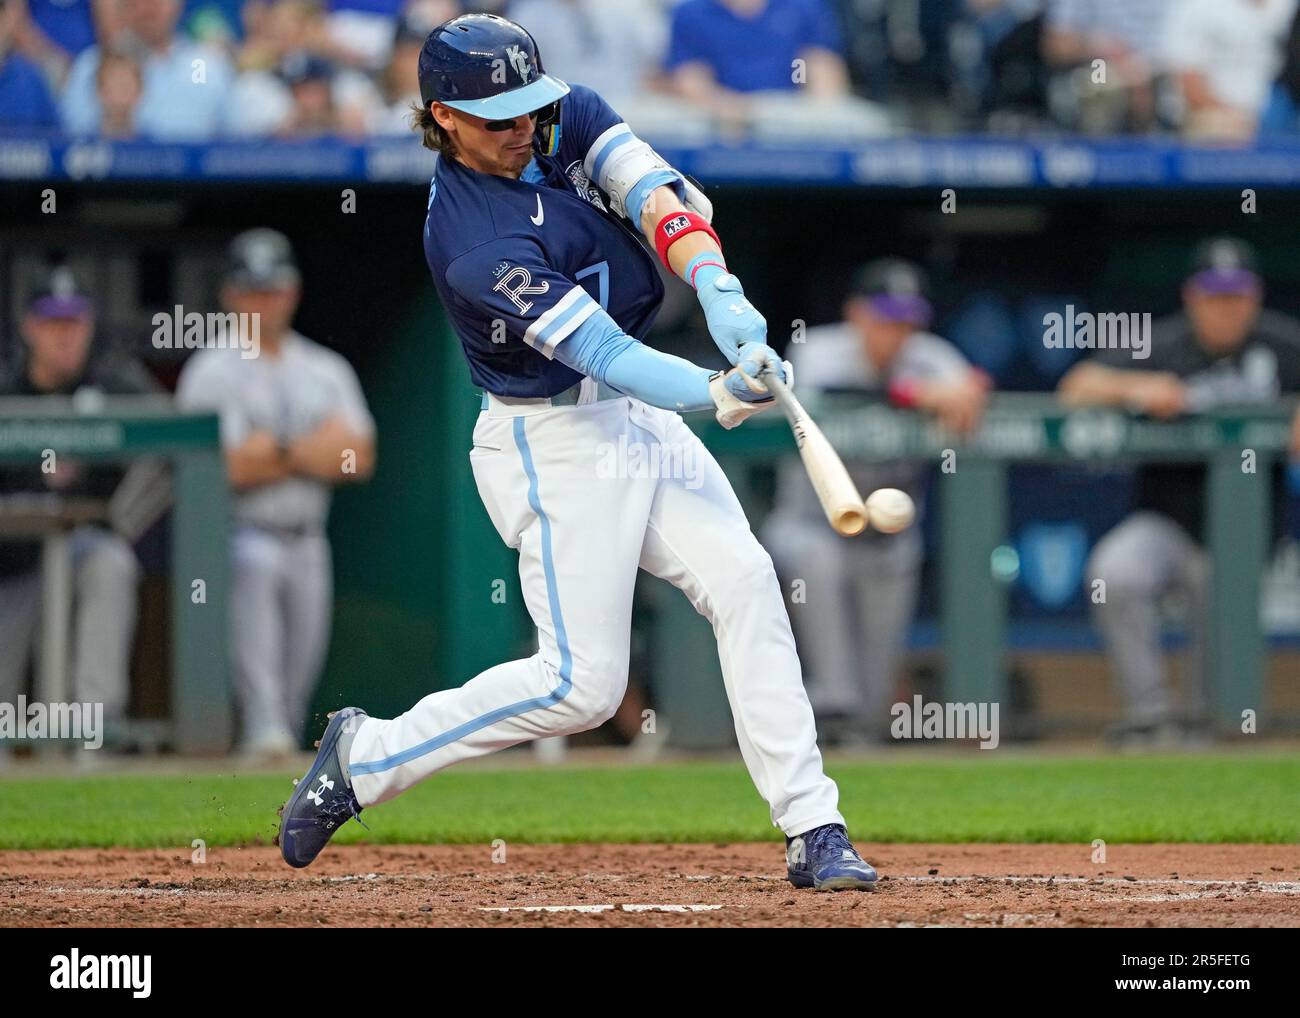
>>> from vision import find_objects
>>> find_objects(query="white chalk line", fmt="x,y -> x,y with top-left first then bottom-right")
480,903 -> 726,914
895,875 -> 1300,893
34,886 -> 226,897
22,874 -> 1300,906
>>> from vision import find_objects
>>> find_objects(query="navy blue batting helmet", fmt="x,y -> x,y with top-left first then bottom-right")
418,14 -> 570,123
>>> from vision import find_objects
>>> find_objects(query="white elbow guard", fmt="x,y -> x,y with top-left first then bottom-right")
682,175 -> 713,223
585,125 -> 711,223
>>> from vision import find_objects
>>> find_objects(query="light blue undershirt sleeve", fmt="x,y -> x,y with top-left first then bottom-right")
553,306 -> 714,412
628,170 -> 686,225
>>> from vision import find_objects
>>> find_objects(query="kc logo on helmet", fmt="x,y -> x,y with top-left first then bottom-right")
505,45 -> 532,83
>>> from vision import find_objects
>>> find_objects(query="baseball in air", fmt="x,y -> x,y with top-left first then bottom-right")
865,488 -> 915,534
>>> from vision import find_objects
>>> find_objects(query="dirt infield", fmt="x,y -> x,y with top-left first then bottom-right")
2,843 -> 1298,927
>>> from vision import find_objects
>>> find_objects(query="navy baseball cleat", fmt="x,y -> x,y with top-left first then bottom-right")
786,823 -> 879,891
277,707 -> 369,868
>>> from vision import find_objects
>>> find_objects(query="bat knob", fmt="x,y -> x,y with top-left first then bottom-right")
834,506 -> 868,537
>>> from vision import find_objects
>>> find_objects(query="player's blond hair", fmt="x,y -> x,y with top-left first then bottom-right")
411,102 -> 456,157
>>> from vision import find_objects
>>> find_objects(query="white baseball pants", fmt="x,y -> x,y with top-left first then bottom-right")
347,394 -> 844,836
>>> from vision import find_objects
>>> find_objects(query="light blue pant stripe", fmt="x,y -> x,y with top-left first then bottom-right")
516,416 -> 574,685
351,417 -> 573,777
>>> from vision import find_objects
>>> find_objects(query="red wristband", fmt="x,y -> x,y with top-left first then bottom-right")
653,211 -> 721,272
888,379 -> 921,408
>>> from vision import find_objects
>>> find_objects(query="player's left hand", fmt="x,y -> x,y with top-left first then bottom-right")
697,271 -> 767,364
709,348 -> 793,429
732,342 -> 786,396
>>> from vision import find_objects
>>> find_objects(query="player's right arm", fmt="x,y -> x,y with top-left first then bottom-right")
565,84 -> 773,372
444,237 -> 776,427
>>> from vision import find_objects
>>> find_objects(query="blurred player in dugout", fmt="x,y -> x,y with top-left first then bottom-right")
0,267 -> 159,753
763,259 -> 991,745
1060,237 -> 1300,746
177,229 -> 375,761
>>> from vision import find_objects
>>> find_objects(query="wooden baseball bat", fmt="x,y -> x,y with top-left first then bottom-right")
760,369 -> 867,537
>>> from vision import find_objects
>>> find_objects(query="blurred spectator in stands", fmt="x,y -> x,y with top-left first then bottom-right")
237,0 -> 421,76
235,0 -> 317,72
667,0 -> 846,100
1260,4 -> 1300,133
0,0 -> 59,128
364,7 -> 434,134
0,268 -> 159,755
224,44 -> 373,136
1059,237 -> 1300,747
762,259 -> 990,746
276,49 -> 341,135
60,0 -> 234,138
94,49 -> 142,137
176,230 -> 375,761
225,0 -> 379,136
9,0 -> 115,85
959,0 -> 1051,131
323,0 -> 406,72
836,0 -> 972,126
1162,0 -> 1297,142
968,0 -> 1041,44
509,0 -> 668,108
183,0 -> 242,50
665,0 -> 889,137
224,0 -> 317,135
1040,0 -> 1171,133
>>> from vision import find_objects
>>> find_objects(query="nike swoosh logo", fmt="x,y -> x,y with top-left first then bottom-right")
531,195 -> 544,226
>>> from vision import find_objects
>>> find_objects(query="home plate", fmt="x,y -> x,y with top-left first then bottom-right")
480,903 -> 726,914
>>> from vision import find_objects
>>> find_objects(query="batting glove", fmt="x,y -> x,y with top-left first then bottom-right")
709,347 -> 793,429
697,270 -> 767,364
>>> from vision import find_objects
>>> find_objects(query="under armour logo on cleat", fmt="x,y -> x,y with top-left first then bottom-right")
786,838 -> 806,866
306,774 -> 335,806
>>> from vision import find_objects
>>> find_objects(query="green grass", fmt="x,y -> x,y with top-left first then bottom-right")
2,753 -> 1298,849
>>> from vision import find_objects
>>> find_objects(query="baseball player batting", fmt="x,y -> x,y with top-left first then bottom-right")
278,12 -> 877,891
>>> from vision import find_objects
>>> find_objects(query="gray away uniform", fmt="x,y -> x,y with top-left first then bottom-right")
761,323 -> 972,729
1086,309 -> 1300,727
176,332 -> 375,750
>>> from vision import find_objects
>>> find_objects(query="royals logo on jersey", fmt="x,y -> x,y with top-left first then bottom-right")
565,160 -> 608,212
492,263 -> 549,315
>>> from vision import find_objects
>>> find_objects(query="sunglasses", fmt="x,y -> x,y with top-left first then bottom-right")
483,101 -> 560,132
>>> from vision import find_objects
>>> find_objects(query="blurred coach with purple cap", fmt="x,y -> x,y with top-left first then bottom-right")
763,258 -> 991,746
1060,236 -> 1300,747
0,266 -> 159,753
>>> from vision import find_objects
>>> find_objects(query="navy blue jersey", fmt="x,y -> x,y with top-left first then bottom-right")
423,84 -> 676,397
